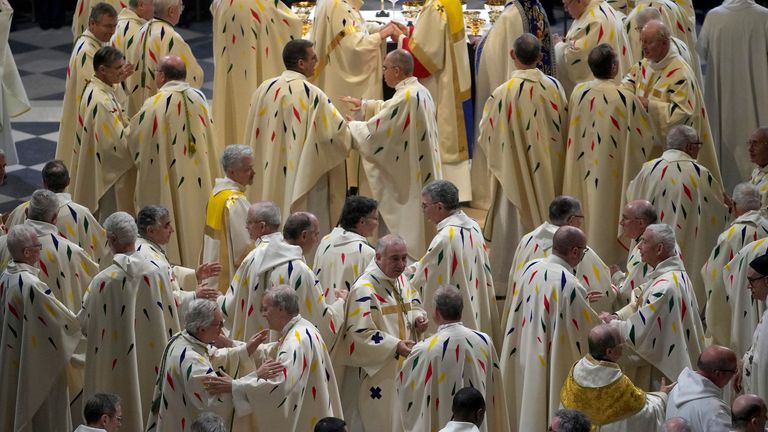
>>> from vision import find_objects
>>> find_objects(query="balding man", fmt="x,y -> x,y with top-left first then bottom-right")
5,160 -> 108,263
244,39 -> 351,235
129,55 -> 219,268
627,125 -> 728,310
71,45 -> 134,220
603,224 -> 704,392
731,394 -> 768,432
562,44 -> 655,262
124,0 -> 203,116
0,225 -> 83,431
703,183 -> 768,347
224,210 -> 345,346
201,144 -> 254,294
748,128 -> 768,207
478,34 -> 567,271
561,324 -> 668,430
335,234 -> 428,432
397,286 -> 510,432
110,0 -> 153,55
740,255 -> 768,402
553,0 -> 631,96
346,49 -> 441,260
58,3 -> 119,172
663,417 -> 693,432
622,20 -> 721,182
500,226 -> 599,432
666,346 -> 737,430
505,196 -> 613,322
80,212 -> 181,431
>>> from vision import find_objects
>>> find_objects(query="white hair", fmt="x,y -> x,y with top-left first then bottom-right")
191,412 -> 226,432
153,0 -> 177,19
666,125 -> 698,151
645,223 -> 676,254
185,299 -> 219,335
636,7 -> 662,28
104,212 -> 138,246
248,202 -> 281,230
265,285 -> 299,316
733,183 -> 761,212
376,233 -> 406,255
221,144 -> 253,173
27,189 -> 59,222
7,224 -> 37,260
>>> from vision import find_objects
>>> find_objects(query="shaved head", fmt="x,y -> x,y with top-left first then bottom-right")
552,226 -> 587,255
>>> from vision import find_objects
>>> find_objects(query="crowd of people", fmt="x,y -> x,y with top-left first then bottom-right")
0,0 -> 767,430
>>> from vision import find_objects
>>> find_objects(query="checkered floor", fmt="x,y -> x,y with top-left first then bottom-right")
1,20 -> 216,213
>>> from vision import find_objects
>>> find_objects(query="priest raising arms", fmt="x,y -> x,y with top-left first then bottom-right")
346,49 -> 442,260
244,39 -> 351,235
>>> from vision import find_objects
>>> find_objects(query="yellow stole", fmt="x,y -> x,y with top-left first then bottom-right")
205,189 -> 245,231
560,359 -> 647,428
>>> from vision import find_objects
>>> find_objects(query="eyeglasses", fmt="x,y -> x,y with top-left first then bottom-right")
748,275 -> 767,284
421,201 -> 439,210
620,215 -> 642,222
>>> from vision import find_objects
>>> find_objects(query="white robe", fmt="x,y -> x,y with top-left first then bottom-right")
743,307 -> 768,402
665,367 -> 732,431
312,227 -> 375,293
0,7 -> 30,165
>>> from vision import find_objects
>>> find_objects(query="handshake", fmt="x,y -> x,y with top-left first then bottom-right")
378,21 -> 410,42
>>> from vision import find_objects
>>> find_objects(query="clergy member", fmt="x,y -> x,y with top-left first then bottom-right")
505,196 -> 614,321
397,286 -> 510,432
439,388 -> 487,432
71,46 -> 134,219
627,7 -> 698,72
0,1 -> 30,168
698,0 -> 768,190
130,54 -> 220,268
313,195 -> 378,294
407,180 -> 500,346
665,345 -> 736,430
396,0 -> 473,200
336,234 -> 428,432
553,0 -> 631,96
210,0 -> 301,150
80,212 -> 181,432
347,49 -> 442,259
740,255 -> 768,402
731,394 -> 768,432
602,224 -> 704,391
471,0 -> 552,211
622,20 -> 722,182
146,299 -> 272,432
5,160 -> 108,263
244,39 -> 351,234
57,3 -> 118,174
201,144 -> 254,294
703,183 -> 768,347
748,128 -> 768,207
500,225 -> 599,432
124,0 -> 203,116
0,225 -> 83,431
72,0 -> 125,38
478,33 -> 568,278
76,393 -> 123,432
205,286 -> 344,431
562,44 -> 655,261
110,0 -> 153,55
560,324 -> 669,430
0,190 -> 98,313
626,125 -> 728,310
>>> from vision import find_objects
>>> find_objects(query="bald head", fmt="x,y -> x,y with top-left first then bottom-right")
552,226 -> 588,267
635,7 -> 662,29
588,324 -> 622,361
732,394 -> 768,430
697,345 -> 738,389
640,20 -> 671,62
662,417 -> 692,432
157,55 -> 186,87
512,33 -> 542,67
386,49 -> 414,77
642,20 -> 671,42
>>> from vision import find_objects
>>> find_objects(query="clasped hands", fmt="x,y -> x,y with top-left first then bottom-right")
378,21 -> 409,42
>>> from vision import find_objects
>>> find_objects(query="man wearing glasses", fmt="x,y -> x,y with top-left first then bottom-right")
739,254 -> 768,404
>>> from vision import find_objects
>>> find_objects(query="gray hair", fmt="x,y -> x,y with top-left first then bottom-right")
265,285 -> 299,316
7,224 -> 38,260
376,233 -> 406,255
83,393 -> 121,424
221,144 -> 253,173
27,189 -> 59,223
386,49 -> 414,76
153,0 -> 177,20
549,196 -> 582,226
89,2 -> 118,22
435,286 -> 463,321
733,183 -> 761,212
553,409 -> 591,432
137,205 -> 170,236
644,223 -> 676,254
104,212 -> 138,246
191,412 -> 226,432
248,201 -> 281,230
666,125 -> 699,151
422,180 -> 459,211
635,7 -> 662,29
185,299 -> 219,335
